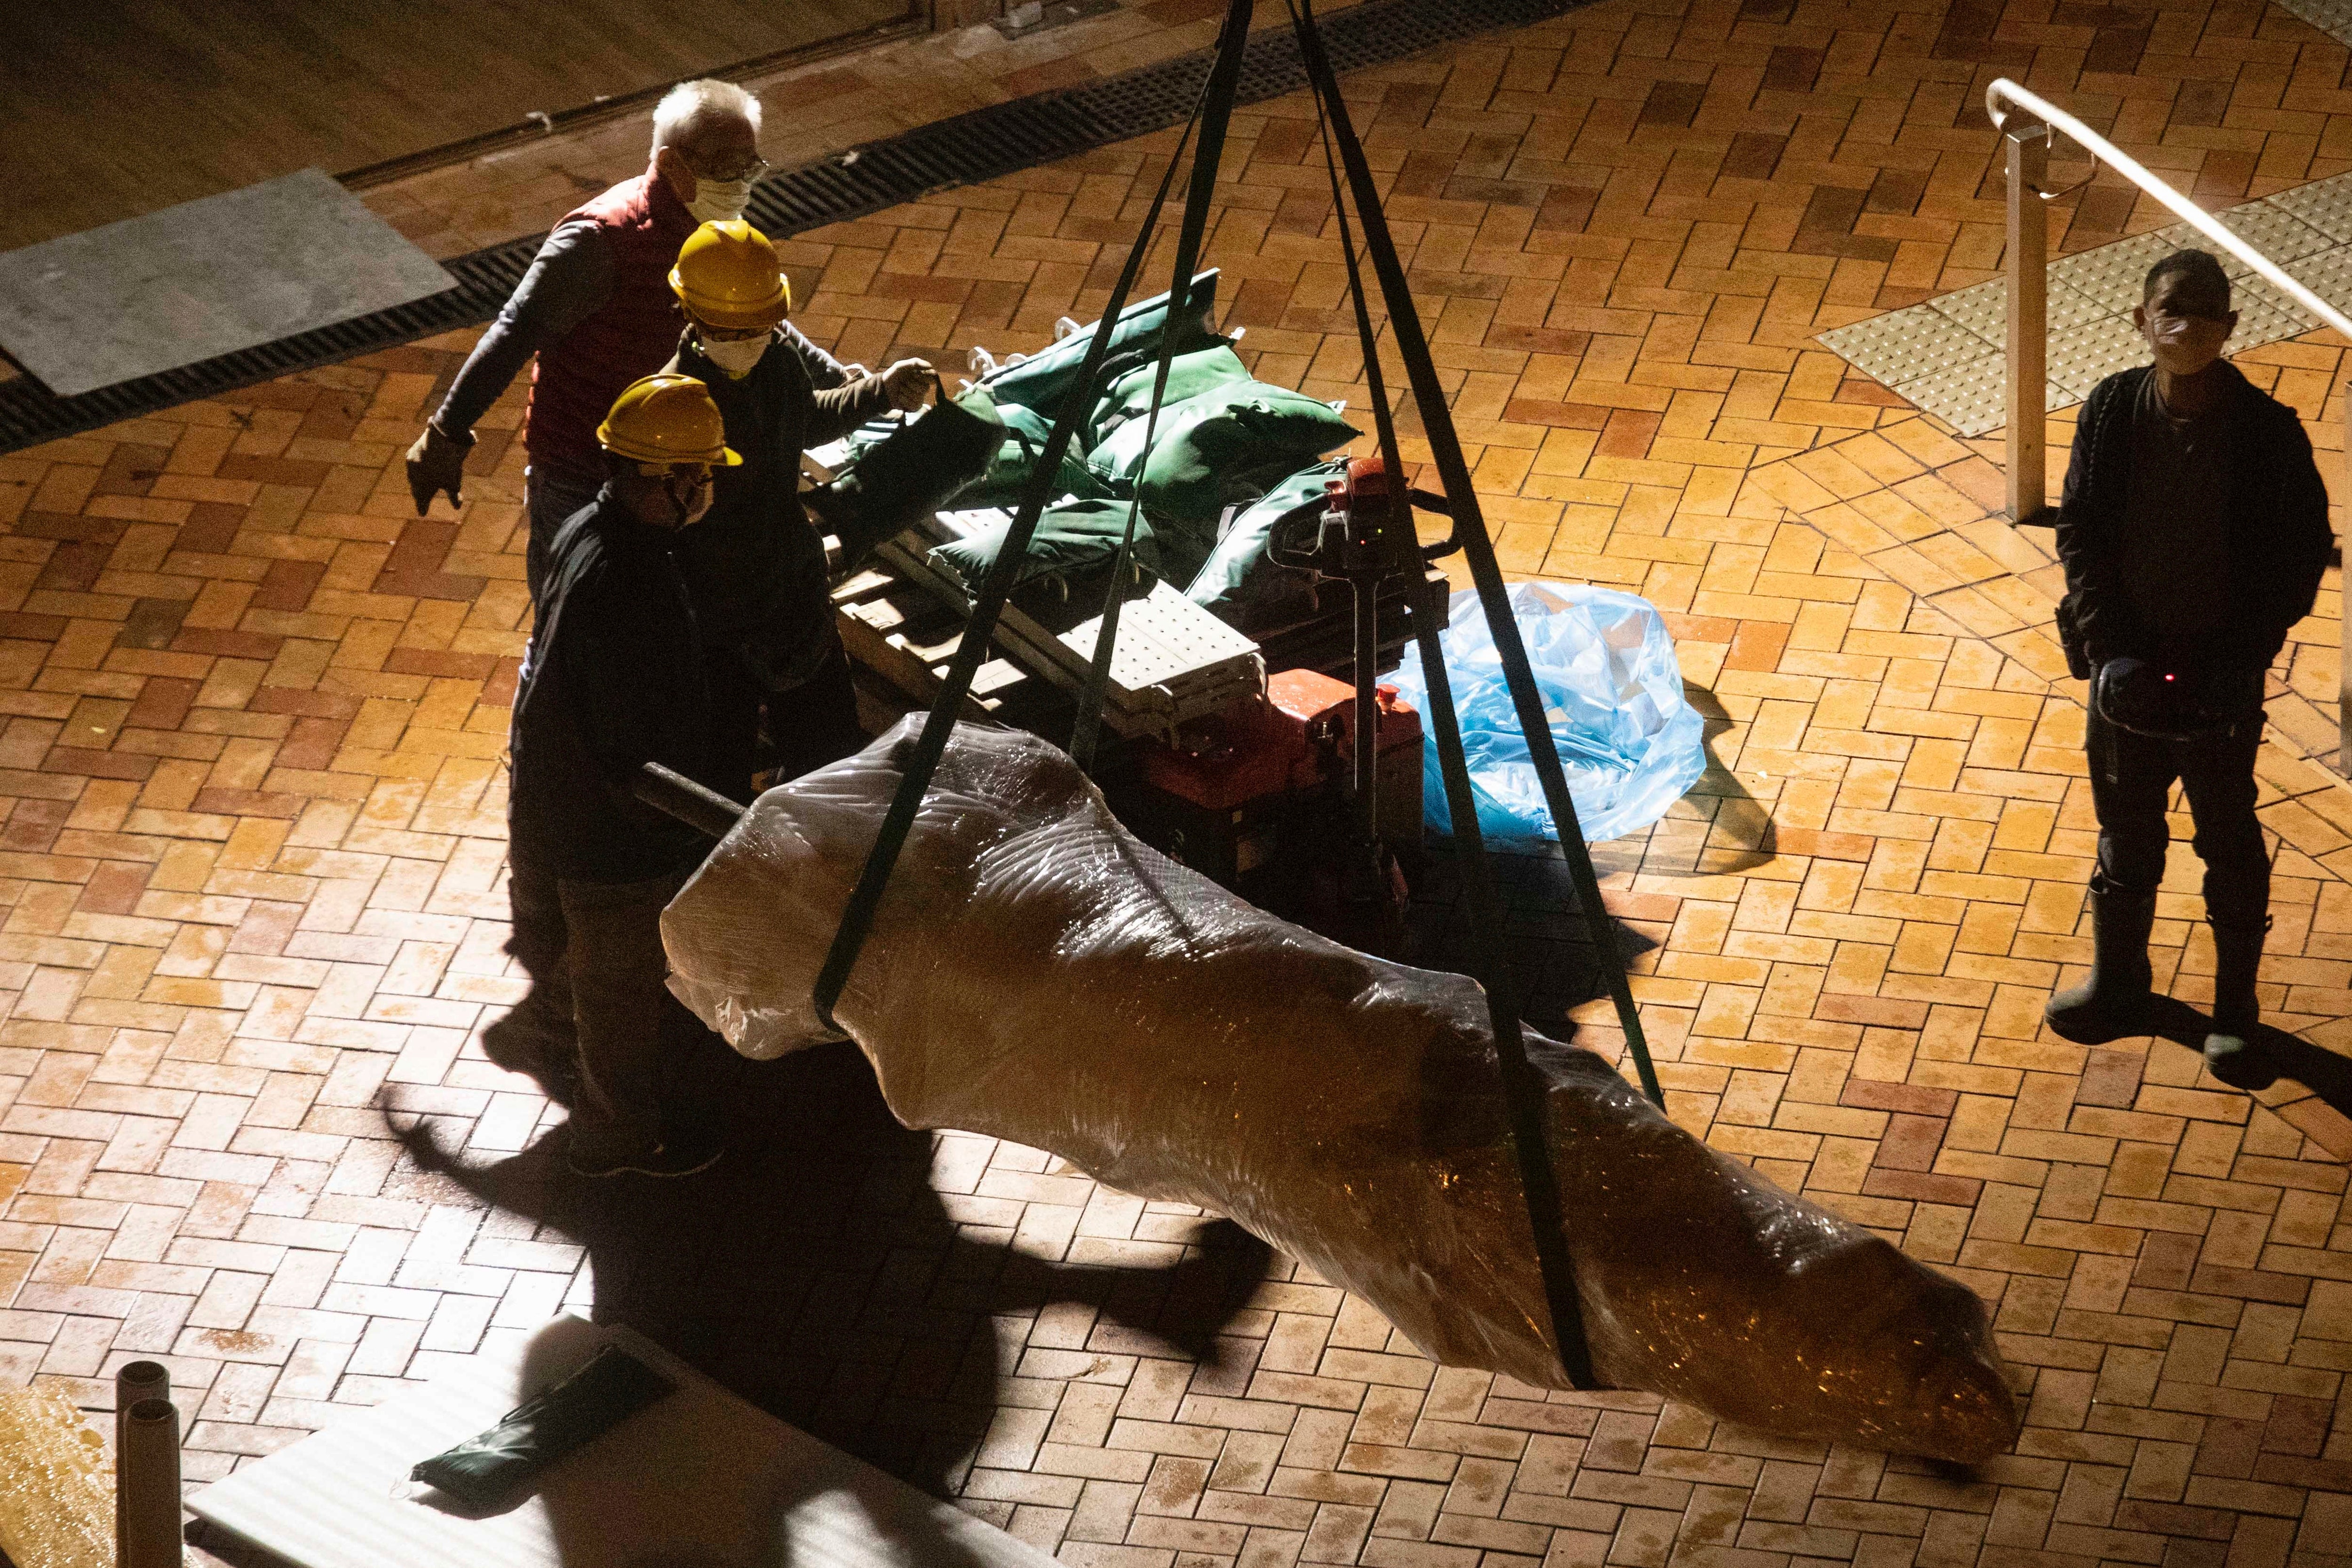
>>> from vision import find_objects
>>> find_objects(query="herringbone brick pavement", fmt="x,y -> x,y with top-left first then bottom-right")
0,1 -> 2349,1565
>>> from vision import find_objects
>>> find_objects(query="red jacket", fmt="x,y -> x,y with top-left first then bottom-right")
525,164 -> 696,479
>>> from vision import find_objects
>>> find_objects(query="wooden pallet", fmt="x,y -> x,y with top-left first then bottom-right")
808,433 -> 1437,745
828,559 -> 1045,724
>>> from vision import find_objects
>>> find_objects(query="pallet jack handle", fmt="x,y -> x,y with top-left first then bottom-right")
635,763 -> 746,840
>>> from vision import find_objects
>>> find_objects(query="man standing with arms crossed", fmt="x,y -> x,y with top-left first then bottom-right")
404,79 -> 767,601
2046,249 -> 2332,1085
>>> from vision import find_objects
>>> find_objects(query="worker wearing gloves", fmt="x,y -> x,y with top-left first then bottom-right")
493,374 -> 744,1179
662,219 -> 934,793
404,79 -> 767,602
2046,249 -> 2331,1085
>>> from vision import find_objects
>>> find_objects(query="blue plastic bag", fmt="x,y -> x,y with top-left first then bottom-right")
1390,581 -> 1704,844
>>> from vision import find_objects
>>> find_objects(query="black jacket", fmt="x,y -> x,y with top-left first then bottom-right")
2054,362 -> 2331,678
670,324 -> 892,684
509,491 -> 715,882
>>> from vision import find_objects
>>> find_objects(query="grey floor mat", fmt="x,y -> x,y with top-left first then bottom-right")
0,168 -> 453,397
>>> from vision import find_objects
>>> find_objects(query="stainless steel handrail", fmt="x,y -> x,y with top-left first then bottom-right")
1985,77 -> 2352,760
1987,80 -> 2352,339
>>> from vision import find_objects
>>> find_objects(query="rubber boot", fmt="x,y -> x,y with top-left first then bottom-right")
2044,875 -> 2157,1044
2201,919 -> 2276,1090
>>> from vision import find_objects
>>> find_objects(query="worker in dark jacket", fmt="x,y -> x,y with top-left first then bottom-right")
493,373 -> 744,1179
2047,249 -> 2332,1084
661,219 -> 932,795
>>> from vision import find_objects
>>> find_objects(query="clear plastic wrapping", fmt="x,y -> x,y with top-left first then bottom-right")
662,721 -> 2018,1461
1390,582 -> 1706,844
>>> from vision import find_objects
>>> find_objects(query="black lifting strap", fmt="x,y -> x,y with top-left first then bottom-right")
1285,0 -> 1663,1107
807,0 -> 1254,1035
1287,0 -> 1665,1389
1071,0 -> 1254,772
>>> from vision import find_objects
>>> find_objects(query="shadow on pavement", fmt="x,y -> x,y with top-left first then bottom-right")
1674,682 -> 1776,876
385,1039 -> 1273,1500
1401,840 -> 1659,1043
2136,995 -> 2352,1117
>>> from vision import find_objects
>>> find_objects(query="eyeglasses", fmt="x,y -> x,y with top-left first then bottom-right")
698,323 -> 771,343
692,155 -> 770,185
632,460 -> 717,483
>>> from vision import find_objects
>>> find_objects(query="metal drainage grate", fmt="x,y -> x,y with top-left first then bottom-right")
0,0 -> 1576,456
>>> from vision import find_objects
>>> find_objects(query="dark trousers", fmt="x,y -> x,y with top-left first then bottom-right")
493,852 -> 699,1161
2085,699 -> 2269,927
524,464 -> 603,606
704,650 -> 768,806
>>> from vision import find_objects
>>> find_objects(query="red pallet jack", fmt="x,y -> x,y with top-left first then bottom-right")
1256,454 -> 1434,954
1116,667 -> 1422,890
1103,452 -> 1435,954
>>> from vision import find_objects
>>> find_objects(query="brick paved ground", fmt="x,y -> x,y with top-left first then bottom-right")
2,1 -> 2352,1565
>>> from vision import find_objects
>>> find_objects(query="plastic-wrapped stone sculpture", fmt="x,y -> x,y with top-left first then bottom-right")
661,721 -> 2020,1463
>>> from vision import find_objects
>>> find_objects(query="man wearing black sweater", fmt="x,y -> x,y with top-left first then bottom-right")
2047,249 -> 2332,1084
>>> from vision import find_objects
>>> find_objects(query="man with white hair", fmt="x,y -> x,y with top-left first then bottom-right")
405,79 -> 779,601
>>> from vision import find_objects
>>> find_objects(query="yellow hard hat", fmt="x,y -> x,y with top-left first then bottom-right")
669,219 -> 792,331
596,374 -> 743,468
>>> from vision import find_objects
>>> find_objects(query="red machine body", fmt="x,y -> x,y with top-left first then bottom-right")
1118,455 -> 1424,911
1120,670 -> 1423,887
1329,455 -> 1392,552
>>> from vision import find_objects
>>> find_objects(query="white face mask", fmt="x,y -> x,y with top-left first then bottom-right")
699,333 -> 771,378
686,177 -> 754,224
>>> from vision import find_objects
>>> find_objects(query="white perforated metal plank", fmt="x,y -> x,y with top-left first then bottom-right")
1060,581 -> 1263,695
863,506 -> 1267,738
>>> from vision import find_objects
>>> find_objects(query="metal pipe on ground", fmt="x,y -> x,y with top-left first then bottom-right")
113,1361 -> 168,1556
633,763 -> 747,839
118,1396 -> 182,1568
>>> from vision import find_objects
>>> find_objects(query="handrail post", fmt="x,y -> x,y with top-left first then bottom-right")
2005,124 -> 2050,524
2342,378 -> 2351,762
